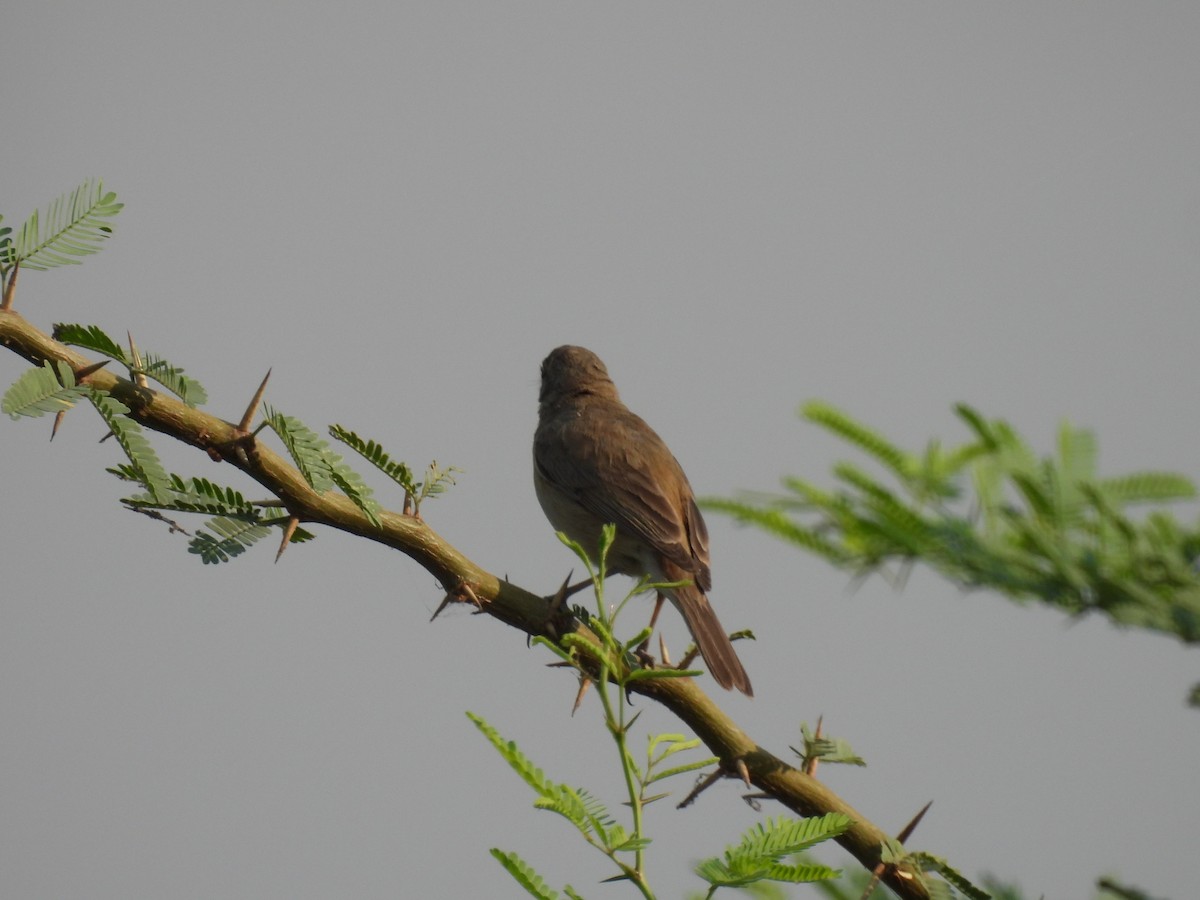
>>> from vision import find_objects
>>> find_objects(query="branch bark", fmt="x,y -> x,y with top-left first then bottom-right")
0,307 -> 931,899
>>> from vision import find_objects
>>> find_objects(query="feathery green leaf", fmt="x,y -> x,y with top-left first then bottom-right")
329,425 -> 415,490
803,400 -> 911,478
140,352 -> 208,407
709,400 -> 1200,692
4,180 -> 122,271
695,815 -> 850,887
329,425 -> 458,516
489,849 -> 559,900
329,459 -> 381,527
264,406 -> 336,493
2,360 -> 90,419
188,516 -> 273,564
52,323 -> 128,362
89,390 -> 172,503
468,712 -> 554,796
123,475 -> 257,516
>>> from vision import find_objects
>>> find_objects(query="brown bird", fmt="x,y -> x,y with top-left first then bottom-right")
533,345 -> 752,696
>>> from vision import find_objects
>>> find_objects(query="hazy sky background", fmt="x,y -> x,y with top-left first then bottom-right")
2,4 -> 1198,898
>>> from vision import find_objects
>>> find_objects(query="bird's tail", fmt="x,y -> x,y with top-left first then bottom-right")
669,588 -> 753,697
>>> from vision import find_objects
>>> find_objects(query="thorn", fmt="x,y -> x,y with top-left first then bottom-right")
571,675 -> 592,715
51,410 -> 66,441
238,368 -> 272,432
804,716 -> 824,777
558,575 -> 596,601
127,332 -> 148,387
274,516 -> 300,563
735,757 -> 751,787
895,800 -> 933,844
429,593 -> 453,623
1,262 -> 19,311
459,582 -> 484,611
430,581 -> 485,622
74,359 -> 110,381
548,571 -> 574,614
658,632 -> 671,667
98,430 -> 115,443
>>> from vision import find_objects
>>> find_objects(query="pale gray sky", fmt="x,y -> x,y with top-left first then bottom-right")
2,3 -> 1198,898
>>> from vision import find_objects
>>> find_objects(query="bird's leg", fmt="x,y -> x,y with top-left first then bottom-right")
648,592 -> 666,630
636,592 -> 668,655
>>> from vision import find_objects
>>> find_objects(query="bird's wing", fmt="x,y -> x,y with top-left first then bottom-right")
535,405 -> 709,581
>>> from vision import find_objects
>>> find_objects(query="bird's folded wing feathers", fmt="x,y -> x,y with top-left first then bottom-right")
535,409 -> 708,581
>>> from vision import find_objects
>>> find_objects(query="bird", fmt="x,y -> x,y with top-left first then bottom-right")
532,345 -> 752,696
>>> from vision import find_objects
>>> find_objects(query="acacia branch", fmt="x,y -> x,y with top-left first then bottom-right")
0,308 -> 931,899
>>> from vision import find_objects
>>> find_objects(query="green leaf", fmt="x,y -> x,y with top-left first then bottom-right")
489,849 -> 559,900
5,179 -> 122,271
52,323 -> 128,362
695,815 -> 851,888
329,424 -> 416,492
188,516 -> 273,564
467,713 -> 619,844
709,401 -> 1200,666
329,425 -> 459,516
467,712 -> 555,796
329,459 -> 381,527
903,850 -> 991,900
802,400 -> 912,479
2,360 -> 89,419
140,352 -> 208,407
264,406 -> 336,493
419,460 -> 460,502
1096,471 -> 1196,505
794,722 -> 866,768
89,390 -> 172,503
123,475 -> 257,517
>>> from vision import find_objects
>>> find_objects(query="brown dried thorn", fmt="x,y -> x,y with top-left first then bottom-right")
274,515 -> 300,564
431,581 -> 485,622
429,593 -> 454,623
571,675 -> 592,715
896,800 -> 933,844
74,359 -> 111,382
238,368 -> 272,432
548,571 -> 574,615
127,332 -> 148,387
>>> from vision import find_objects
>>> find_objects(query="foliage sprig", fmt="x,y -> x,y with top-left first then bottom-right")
706,402 -> 1200,704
